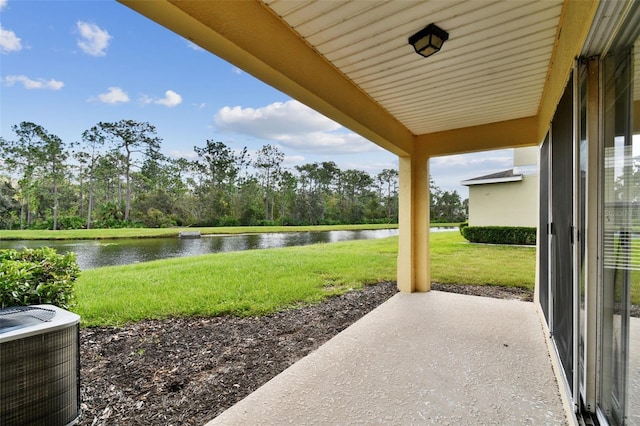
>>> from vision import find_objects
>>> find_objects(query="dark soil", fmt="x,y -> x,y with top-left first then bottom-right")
79,282 -> 533,426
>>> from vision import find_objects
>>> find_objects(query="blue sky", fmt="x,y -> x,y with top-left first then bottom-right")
0,0 -> 514,197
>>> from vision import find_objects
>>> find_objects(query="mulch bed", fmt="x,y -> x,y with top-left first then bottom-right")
79,282 -> 533,426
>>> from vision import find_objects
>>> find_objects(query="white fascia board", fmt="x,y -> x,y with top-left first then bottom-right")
460,175 -> 523,186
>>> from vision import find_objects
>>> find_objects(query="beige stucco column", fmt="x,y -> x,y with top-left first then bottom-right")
397,152 -> 430,293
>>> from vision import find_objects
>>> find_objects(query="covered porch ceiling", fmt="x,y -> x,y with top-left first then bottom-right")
119,0 -> 599,158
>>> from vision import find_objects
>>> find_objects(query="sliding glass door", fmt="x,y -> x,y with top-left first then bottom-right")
541,8 -> 639,423
598,27 -> 639,426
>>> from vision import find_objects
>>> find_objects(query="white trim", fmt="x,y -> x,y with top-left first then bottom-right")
513,165 -> 538,175
460,175 -> 523,186
582,55 -> 601,414
572,64 -> 581,412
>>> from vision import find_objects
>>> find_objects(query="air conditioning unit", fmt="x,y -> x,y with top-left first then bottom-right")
0,305 -> 80,426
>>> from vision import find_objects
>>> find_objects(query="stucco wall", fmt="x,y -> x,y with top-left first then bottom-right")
468,174 -> 538,227
513,146 -> 538,167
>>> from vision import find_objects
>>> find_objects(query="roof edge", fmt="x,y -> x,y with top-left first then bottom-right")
461,175 -> 523,186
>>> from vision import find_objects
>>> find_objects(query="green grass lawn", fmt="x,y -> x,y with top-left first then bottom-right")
74,232 -> 536,326
75,237 -> 397,326
430,231 -> 536,288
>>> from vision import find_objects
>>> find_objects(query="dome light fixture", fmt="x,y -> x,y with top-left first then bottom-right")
408,23 -> 449,58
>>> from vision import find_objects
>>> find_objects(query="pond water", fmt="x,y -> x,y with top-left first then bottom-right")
1,229 -> 405,270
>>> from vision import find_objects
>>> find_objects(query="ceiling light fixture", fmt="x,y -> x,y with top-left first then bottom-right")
408,23 -> 449,58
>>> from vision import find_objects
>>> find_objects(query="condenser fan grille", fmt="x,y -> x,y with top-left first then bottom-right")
0,306 -> 56,334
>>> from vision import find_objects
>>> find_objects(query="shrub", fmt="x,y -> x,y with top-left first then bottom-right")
58,216 -> 86,230
28,219 -> 53,230
257,220 -> 277,226
458,222 -> 469,236
94,219 -> 143,229
0,247 -> 80,309
461,226 -> 536,245
217,216 -> 240,227
140,208 -> 175,228
277,216 -> 298,226
319,219 -> 342,226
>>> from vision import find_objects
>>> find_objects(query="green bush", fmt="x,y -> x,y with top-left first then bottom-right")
257,219 -> 277,226
0,247 -> 80,309
139,208 -> 175,228
217,216 -> 240,227
29,216 -> 86,230
58,216 -> 86,230
94,219 -> 143,229
460,226 -> 536,245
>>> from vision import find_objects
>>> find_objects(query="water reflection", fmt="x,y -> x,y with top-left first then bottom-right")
1,229 -> 406,270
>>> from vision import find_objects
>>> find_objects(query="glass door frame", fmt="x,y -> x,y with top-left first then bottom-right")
575,56 -> 601,416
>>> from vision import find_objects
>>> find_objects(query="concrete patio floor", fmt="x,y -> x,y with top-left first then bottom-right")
207,291 -> 568,425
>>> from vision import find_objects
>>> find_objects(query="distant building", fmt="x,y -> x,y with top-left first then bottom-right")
461,147 -> 538,227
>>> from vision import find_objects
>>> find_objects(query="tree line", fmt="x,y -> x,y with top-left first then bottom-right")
0,120 -> 466,230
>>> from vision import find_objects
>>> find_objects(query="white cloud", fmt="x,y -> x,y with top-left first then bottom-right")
214,100 -> 379,154
0,0 -> 7,11
283,155 -> 305,166
431,151 -> 513,174
0,25 -> 22,53
77,21 -> 111,56
3,75 -> 63,90
216,100 -> 340,135
139,95 -> 153,105
140,90 -> 183,107
430,149 -> 514,196
155,90 -> 182,107
169,149 -> 198,160
232,67 -> 243,75
97,87 -> 129,104
342,158 -> 398,175
279,131 -> 380,154
186,41 -> 202,51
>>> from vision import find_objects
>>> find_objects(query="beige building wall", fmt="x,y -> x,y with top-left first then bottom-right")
468,175 -> 538,227
513,146 -> 538,167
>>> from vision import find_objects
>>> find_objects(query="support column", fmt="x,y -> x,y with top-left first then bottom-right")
397,153 -> 430,293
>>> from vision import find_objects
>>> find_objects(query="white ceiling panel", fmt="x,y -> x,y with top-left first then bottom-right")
264,0 -> 564,135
